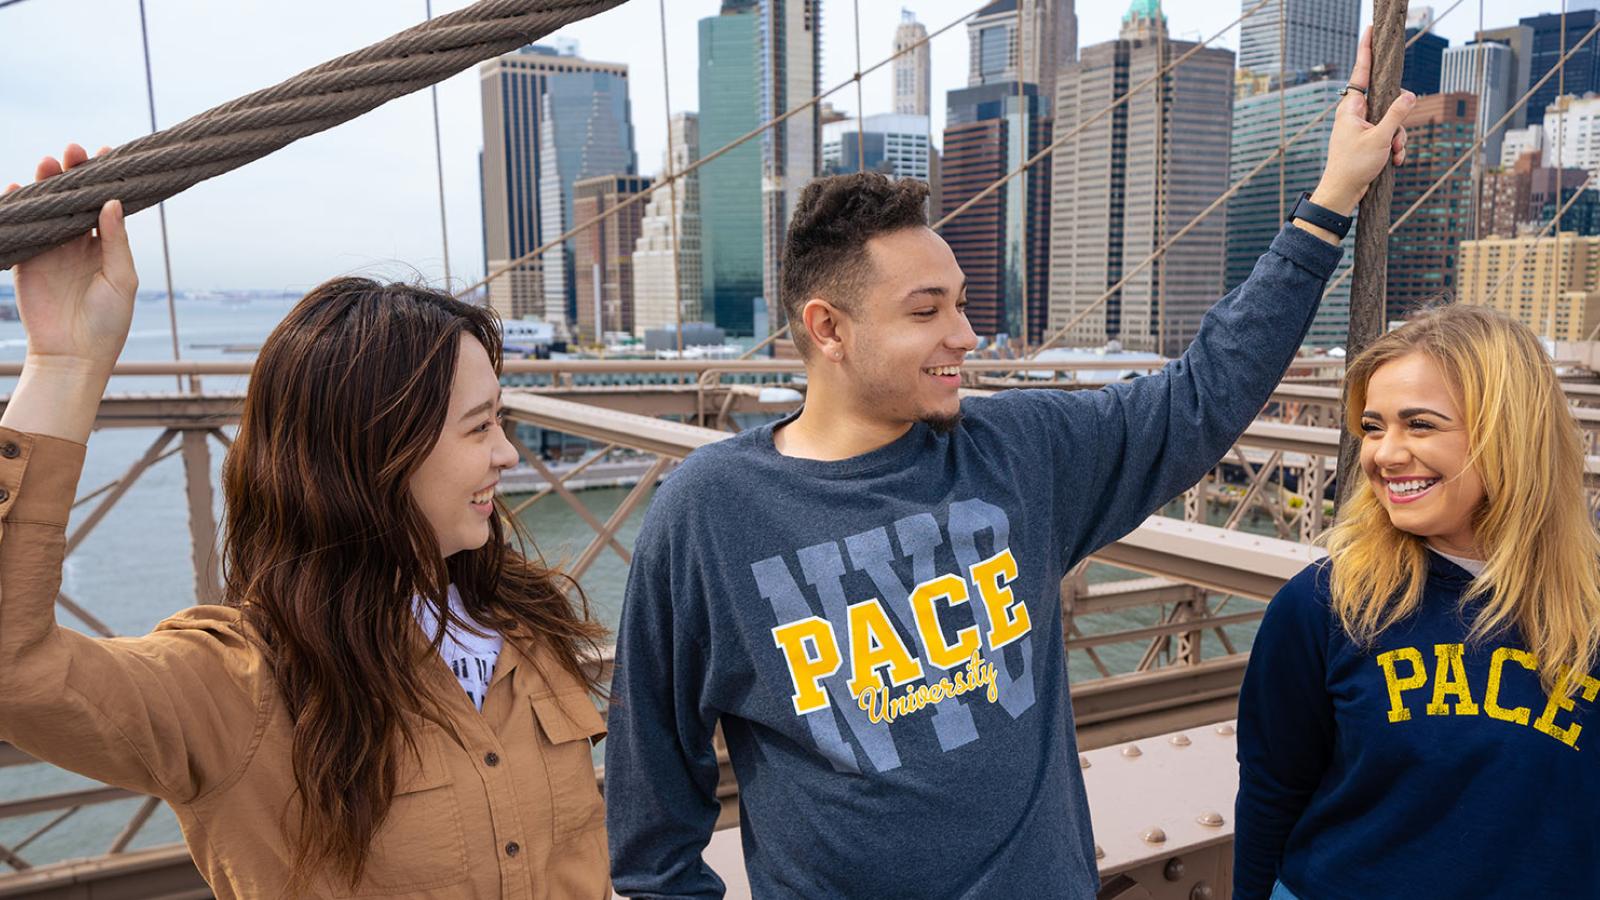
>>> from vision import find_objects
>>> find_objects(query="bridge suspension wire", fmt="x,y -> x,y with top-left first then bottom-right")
457,3 -> 986,299
853,0 -> 865,173
0,0 -> 628,271
1028,9 -> 1465,358
1016,2 -> 1031,353
733,0 -> 1283,355
931,0 -> 1277,233
425,0 -> 453,287
1469,0 -> 1486,242
1318,17 -> 1600,301
136,0 -> 186,393
1482,174 -> 1593,313
656,0 -> 684,358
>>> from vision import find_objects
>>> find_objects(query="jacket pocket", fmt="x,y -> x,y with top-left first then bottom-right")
332,725 -> 470,897
529,690 -> 606,842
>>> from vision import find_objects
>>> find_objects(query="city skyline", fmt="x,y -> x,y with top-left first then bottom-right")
1,0 -> 1527,292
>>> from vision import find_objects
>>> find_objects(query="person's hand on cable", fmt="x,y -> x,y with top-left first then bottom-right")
2,143 -> 137,443
1309,26 -> 1415,219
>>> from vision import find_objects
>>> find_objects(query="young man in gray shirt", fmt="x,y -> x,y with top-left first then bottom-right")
606,35 -> 1413,899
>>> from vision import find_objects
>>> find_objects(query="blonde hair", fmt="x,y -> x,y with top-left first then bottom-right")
1325,304 -> 1600,691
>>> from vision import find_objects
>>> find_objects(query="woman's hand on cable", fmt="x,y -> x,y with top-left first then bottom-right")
5,144 -> 138,380
1311,26 -> 1416,217
1,144 -> 137,444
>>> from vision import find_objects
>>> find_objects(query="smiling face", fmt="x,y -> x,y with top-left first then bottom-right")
831,226 -> 979,430
1359,351 -> 1487,556
409,334 -> 518,558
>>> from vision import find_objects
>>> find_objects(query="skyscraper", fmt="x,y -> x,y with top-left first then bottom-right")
893,10 -> 931,117
1458,234 -> 1600,340
1021,0 -> 1079,111
1442,42 -> 1514,165
1237,0 -> 1359,82
759,0 -> 822,333
942,83 -> 1050,344
968,1 -> 1022,87
1522,9 -> 1600,128
1227,76 -> 1355,348
572,174 -> 652,342
1401,28 -> 1448,96
698,0 -> 763,336
480,45 -> 636,327
1387,93 -> 1477,321
822,114 -> 932,180
1541,93 -> 1600,182
967,0 -> 1078,104
633,113 -> 703,339
1478,24 -> 1534,131
1049,0 -> 1233,356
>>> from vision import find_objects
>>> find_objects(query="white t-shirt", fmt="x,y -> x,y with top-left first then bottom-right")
1429,545 -> 1486,577
413,585 -> 504,711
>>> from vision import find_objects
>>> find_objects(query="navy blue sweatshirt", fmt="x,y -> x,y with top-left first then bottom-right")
605,224 -> 1342,899
1236,554 -> 1600,900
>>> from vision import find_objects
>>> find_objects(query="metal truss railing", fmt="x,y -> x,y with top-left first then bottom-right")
3,357 -> 1599,894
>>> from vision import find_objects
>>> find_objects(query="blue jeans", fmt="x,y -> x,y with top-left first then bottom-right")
1271,880 -> 1301,900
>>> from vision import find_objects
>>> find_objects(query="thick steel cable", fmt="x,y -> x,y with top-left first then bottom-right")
1031,10 -> 1464,356
425,0 -> 454,287
458,4 -> 984,299
931,0 -> 1276,232
0,0 -> 627,270
1318,18 -> 1600,300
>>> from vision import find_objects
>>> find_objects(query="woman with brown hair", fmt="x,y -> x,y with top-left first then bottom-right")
0,146 -> 610,898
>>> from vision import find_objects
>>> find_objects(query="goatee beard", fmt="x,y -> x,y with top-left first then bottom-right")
920,411 -> 963,435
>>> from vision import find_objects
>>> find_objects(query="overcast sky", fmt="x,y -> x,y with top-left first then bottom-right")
0,0 -> 1540,292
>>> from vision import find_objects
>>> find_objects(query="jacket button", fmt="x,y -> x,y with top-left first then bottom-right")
505,841 -> 520,857
0,443 -> 18,459
484,752 -> 500,767
0,488 -> 10,503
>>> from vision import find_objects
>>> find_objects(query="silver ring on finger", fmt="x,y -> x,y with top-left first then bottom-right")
1340,84 -> 1368,97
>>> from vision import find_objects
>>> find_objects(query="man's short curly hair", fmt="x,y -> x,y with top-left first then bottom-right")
780,173 -> 930,356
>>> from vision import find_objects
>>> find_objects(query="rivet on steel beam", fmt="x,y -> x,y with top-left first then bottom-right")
1122,744 -> 1143,758
1170,733 -> 1192,747
1080,754 -> 1091,769
1197,811 -> 1225,827
1164,858 -> 1186,881
1095,844 -> 1106,860
1191,883 -> 1216,900
1214,724 -> 1236,736
1141,827 -> 1167,844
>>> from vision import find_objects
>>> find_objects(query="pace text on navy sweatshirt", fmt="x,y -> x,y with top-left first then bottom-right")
1235,554 -> 1600,900
606,224 -> 1342,899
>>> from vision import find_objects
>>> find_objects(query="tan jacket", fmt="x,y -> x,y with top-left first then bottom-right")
0,429 -> 610,898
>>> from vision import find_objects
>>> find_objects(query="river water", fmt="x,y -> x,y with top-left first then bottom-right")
0,297 -> 1258,868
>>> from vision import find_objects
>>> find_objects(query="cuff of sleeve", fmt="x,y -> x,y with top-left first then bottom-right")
1270,222 -> 1345,281
0,428 -> 88,526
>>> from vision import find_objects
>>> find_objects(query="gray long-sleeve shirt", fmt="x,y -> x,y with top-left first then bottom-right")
606,224 -> 1343,899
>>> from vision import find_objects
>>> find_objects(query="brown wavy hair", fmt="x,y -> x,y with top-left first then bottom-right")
220,278 -> 605,891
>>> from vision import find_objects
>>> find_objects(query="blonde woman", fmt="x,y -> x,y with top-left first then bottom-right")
1233,304 -> 1600,900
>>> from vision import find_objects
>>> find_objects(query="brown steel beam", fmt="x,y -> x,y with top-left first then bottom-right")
179,431 -> 222,605
0,788 -> 137,821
